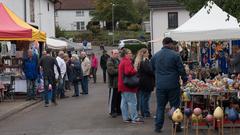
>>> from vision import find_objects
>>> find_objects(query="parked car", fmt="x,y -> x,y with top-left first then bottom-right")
118,39 -> 146,49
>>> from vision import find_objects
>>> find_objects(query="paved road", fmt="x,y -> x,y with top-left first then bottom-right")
0,46 -> 239,135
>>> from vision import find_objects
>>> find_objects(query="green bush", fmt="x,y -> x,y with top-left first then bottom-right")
125,44 -> 147,55
73,32 -> 93,42
127,24 -> 142,31
55,26 -> 66,38
87,21 -> 100,34
118,21 -> 130,30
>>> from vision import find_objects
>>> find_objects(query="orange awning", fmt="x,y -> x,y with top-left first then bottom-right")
0,3 -> 46,42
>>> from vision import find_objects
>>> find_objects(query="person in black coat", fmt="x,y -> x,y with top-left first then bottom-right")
134,48 -> 155,118
70,54 -> 83,97
100,50 -> 110,83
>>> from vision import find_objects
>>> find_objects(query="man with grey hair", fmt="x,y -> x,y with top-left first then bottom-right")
23,49 -> 38,101
107,49 -> 121,117
80,51 -> 91,95
55,51 -> 67,98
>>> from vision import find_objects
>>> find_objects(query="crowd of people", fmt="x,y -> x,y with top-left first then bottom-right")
22,50 -> 94,107
104,37 -> 188,133
24,37 -> 240,133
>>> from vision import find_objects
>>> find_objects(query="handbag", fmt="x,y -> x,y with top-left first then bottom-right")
123,74 -> 139,88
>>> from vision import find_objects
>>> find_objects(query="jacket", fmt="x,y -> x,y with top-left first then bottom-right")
81,56 -> 91,76
231,51 -> 240,73
91,56 -> 98,69
23,55 -> 38,80
66,60 -> 74,82
107,57 -> 119,88
39,55 -> 61,81
118,56 -> 138,93
71,60 -> 83,83
100,54 -> 110,70
151,47 -> 187,90
54,56 -> 66,79
138,59 -> 155,91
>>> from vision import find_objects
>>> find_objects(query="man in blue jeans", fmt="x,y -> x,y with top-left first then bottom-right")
80,51 -> 91,95
151,37 -> 188,133
23,49 -> 38,101
39,51 -> 61,107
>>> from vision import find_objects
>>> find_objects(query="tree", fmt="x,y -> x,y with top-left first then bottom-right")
133,0 -> 150,22
177,0 -> 240,22
92,0 -> 140,27
55,26 -> 66,38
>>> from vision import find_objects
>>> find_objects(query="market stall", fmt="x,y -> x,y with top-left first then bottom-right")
46,37 -> 68,50
165,1 -> 240,41
0,3 -> 46,95
164,1 -> 240,131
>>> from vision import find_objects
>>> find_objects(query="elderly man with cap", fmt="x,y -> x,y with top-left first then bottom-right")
151,37 -> 188,133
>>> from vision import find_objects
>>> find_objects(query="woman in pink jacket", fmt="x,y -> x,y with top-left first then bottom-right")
91,53 -> 98,83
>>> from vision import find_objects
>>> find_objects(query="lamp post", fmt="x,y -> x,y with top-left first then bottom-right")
111,3 -> 115,46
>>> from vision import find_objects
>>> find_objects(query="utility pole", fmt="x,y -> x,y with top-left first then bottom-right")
112,3 -> 115,46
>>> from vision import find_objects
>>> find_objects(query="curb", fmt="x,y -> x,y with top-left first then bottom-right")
0,100 -> 41,121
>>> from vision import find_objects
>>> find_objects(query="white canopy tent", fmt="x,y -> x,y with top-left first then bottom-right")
166,1 -> 240,41
46,38 -> 68,50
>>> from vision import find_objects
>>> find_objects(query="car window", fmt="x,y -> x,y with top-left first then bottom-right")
124,41 -> 132,44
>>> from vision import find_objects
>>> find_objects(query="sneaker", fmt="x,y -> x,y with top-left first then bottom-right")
123,119 -> 132,123
110,113 -> 118,118
72,95 -> 79,97
26,98 -> 31,101
44,104 -> 49,107
132,118 -> 144,124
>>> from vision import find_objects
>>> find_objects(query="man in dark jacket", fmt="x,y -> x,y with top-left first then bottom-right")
23,49 -> 38,101
107,49 -> 121,118
39,51 -> 61,107
100,50 -> 110,83
151,37 -> 187,133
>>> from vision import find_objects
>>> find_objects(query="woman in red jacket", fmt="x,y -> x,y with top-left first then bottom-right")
118,49 -> 143,124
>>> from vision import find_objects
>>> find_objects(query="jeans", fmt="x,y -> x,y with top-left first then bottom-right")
155,88 -> 181,129
73,82 -> 79,96
121,92 -> 138,121
139,90 -> 152,117
81,76 -> 88,94
57,77 -> 65,98
43,78 -> 57,104
91,67 -> 97,83
102,69 -> 107,83
26,79 -> 36,99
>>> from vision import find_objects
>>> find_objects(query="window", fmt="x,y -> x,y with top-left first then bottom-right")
30,0 -> 35,22
168,12 -> 178,29
76,22 -> 85,30
76,10 -> 84,17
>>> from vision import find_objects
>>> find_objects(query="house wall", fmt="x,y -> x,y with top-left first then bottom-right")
151,9 -> 190,53
56,10 -> 93,31
0,0 -> 55,37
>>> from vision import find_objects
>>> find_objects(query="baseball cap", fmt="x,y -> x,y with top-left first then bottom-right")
162,37 -> 178,45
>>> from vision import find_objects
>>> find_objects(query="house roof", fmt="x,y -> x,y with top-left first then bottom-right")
56,0 -> 95,10
148,0 -> 185,10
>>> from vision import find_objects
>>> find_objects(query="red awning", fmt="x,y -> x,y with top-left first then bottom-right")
0,3 -> 32,39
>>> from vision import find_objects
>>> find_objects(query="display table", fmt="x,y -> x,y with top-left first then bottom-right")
184,90 -> 240,129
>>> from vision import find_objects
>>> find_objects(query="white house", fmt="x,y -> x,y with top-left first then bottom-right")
149,0 -> 190,53
0,0 -> 57,37
55,0 -> 95,31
